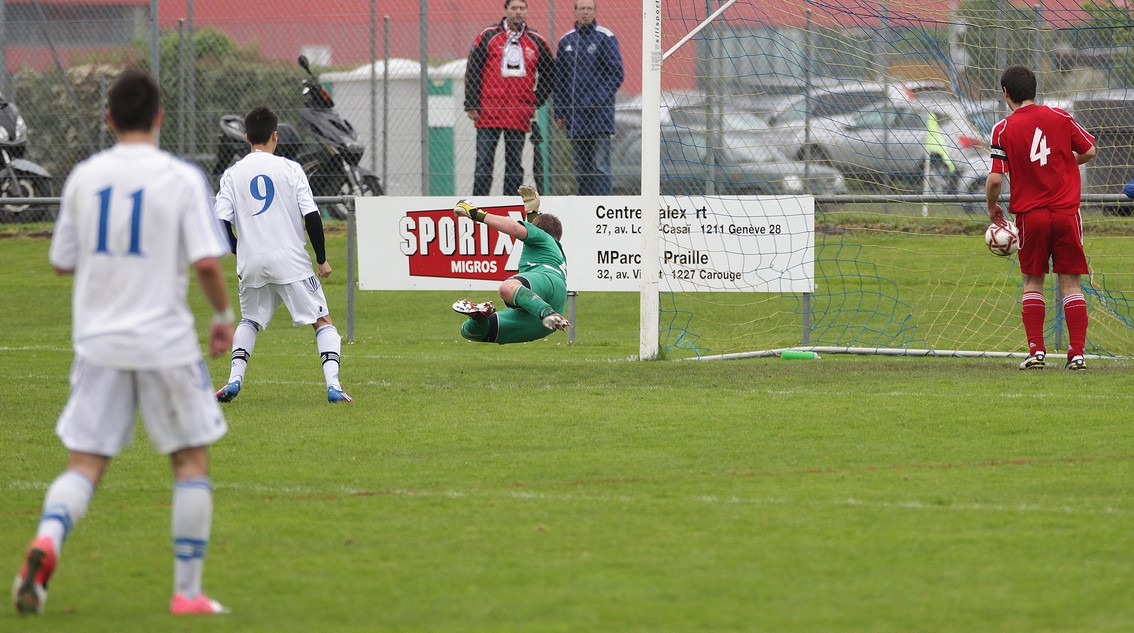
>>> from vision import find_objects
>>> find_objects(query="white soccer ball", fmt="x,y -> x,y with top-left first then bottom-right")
985,222 -> 1018,257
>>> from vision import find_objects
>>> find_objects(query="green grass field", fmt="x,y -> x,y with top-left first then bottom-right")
3,223 -> 1134,632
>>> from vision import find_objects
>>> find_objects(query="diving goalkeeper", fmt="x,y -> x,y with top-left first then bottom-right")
452,185 -> 570,343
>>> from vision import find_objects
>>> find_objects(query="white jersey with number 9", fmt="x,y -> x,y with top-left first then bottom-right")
214,150 -> 320,289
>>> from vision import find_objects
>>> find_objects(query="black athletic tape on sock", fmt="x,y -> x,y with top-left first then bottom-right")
486,312 -> 500,343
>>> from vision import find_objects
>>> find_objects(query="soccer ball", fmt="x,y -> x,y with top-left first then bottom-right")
985,222 -> 1018,257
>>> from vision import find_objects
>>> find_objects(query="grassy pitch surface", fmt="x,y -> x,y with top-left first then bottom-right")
2,230 -> 1133,632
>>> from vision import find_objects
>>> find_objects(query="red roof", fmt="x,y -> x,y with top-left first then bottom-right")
7,0 -> 1100,95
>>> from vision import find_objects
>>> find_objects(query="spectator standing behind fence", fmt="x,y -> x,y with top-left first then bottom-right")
554,0 -> 624,195
465,0 -> 554,196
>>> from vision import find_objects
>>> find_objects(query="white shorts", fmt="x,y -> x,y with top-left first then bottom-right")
239,277 -> 330,327
56,356 -> 228,456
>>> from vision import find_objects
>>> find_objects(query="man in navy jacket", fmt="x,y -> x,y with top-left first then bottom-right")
553,0 -> 624,196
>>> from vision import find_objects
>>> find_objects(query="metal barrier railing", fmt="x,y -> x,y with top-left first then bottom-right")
9,193 -> 1133,347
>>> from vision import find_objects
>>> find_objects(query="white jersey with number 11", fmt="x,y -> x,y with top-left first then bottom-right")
49,143 -> 229,370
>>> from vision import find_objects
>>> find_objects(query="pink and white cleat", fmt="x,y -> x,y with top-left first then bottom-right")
452,300 -> 497,319
12,536 -> 56,615
170,593 -> 230,615
541,312 -> 570,332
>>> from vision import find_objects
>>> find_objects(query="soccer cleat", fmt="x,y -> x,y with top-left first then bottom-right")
1019,352 -> 1046,370
327,386 -> 353,403
215,380 -> 241,403
541,312 -> 570,332
1065,355 -> 1087,371
1018,351 -> 1045,370
452,299 -> 496,319
170,593 -> 230,615
518,184 -> 541,220
12,536 -> 56,615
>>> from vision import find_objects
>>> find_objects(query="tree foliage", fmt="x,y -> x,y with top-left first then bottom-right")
14,26 -> 308,183
956,0 -> 1044,94
1077,0 -> 1134,87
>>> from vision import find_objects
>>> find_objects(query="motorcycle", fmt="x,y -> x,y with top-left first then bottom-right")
212,55 -> 383,219
0,92 -> 54,222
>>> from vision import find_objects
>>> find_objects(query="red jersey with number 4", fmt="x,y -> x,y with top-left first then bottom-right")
989,104 -> 1095,215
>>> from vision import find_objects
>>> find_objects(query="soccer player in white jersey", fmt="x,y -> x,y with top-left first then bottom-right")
12,68 -> 234,616
213,106 -> 351,404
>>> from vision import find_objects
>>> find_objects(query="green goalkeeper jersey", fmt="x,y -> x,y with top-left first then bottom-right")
517,221 -> 567,282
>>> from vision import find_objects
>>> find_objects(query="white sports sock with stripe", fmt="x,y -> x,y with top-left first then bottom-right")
36,470 -> 95,557
172,478 -> 213,600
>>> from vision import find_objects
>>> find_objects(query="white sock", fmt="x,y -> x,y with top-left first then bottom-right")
172,478 -> 213,599
316,325 -> 342,389
227,319 -> 260,384
36,470 -> 95,557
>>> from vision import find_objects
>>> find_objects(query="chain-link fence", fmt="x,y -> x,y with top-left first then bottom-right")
2,0 -> 1133,221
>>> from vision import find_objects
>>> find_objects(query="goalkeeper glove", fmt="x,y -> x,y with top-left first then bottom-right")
518,184 -> 541,222
453,199 -> 487,222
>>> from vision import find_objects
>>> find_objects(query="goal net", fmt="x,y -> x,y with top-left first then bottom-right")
641,0 -> 1134,360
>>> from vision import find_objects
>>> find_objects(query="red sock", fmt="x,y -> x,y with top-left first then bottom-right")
1021,292 -> 1046,356
1062,293 -> 1088,359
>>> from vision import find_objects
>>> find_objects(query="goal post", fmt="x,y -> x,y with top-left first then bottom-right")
639,0 -> 662,360
635,0 -> 1134,362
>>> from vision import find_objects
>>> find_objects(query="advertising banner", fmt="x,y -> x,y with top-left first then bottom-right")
356,196 -> 814,293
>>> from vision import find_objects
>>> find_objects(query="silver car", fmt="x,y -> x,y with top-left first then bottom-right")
611,123 -> 849,197
792,95 -> 1000,196
763,79 -> 953,159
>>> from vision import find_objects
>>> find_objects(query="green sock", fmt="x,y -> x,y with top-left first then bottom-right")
460,317 -> 490,341
511,285 -> 554,319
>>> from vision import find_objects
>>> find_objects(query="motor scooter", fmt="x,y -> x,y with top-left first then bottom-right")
0,92 -> 54,222
212,56 -> 382,219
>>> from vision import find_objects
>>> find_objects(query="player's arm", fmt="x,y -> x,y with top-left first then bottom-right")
296,168 -> 331,278
49,176 -> 79,275
304,211 -> 331,278
1076,145 -> 1097,165
193,256 -> 234,357
221,221 -> 237,254
985,172 -> 1006,226
454,200 -> 528,240
985,126 -> 1009,226
214,171 -> 238,253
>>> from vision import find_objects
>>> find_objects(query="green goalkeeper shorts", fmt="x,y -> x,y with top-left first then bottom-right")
462,272 -> 567,344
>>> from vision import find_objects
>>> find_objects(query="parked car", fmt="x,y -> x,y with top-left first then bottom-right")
611,123 -> 849,197
1056,89 -> 1134,214
791,95 -> 998,197
616,92 -> 790,136
668,108 -> 774,135
764,79 -> 952,159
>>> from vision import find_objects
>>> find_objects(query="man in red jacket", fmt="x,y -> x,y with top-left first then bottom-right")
464,0 -> 554,196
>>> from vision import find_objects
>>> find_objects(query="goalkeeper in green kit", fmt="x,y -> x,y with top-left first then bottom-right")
452,185 -> 570,343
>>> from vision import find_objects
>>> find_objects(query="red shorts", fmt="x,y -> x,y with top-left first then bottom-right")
1014,208 -> 1088,276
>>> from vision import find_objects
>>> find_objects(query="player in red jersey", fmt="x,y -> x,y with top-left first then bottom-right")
986,65 -> 1097,371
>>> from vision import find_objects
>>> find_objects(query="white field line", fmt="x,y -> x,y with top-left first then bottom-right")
5,480 -> 1130,517
5,367 -> 1133,400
